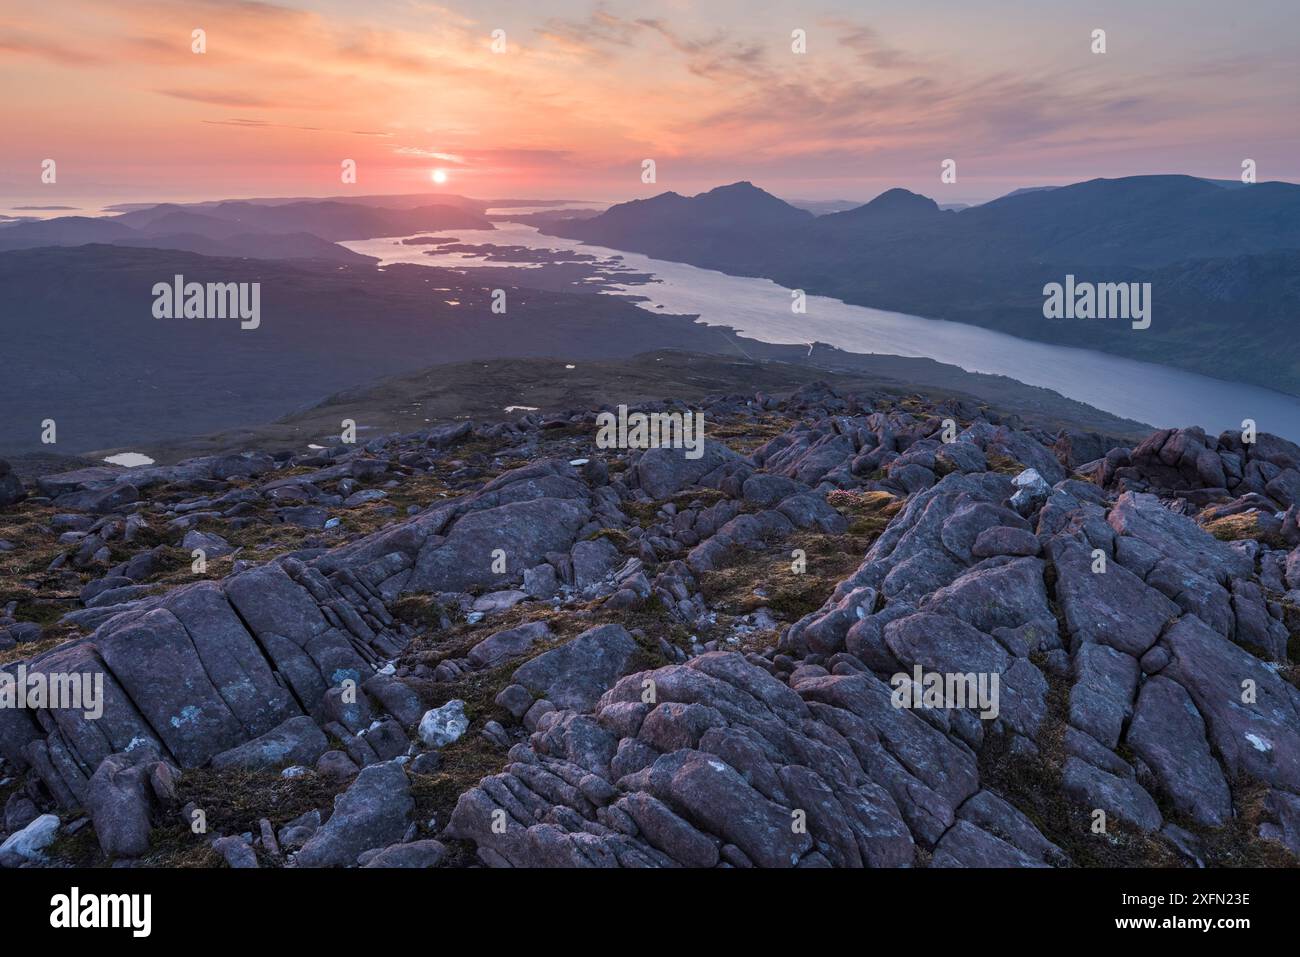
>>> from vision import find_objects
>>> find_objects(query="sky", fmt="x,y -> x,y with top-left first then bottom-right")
2,0 -> 1298,208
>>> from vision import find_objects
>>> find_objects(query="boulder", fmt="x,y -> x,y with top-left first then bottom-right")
635,440 -> 741,499
511,624 -> 640,712
1160,615 -> 1300,792
1051,538 -> 1179,656
418,700 -> 469,749
294,760 -> 414,868
85,749 -> 174,858
0,814 -> 60,867
931,820 -> 1047,867
362,839 -> 448,868
571,537 -> 621,588
406,498 -> 591,593
1125,676 -> 1232,827
211,716 -> 329,771
466,621 -> 551,671
1068,642 -> 1138,749
1061,757 -> 1162,832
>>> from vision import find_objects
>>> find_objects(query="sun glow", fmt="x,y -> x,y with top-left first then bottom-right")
431,168 -> 448,184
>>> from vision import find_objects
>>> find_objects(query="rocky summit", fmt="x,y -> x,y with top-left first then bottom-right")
1,382 -> 1298,869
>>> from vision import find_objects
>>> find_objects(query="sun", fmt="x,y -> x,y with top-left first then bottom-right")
431,168 -> 448,184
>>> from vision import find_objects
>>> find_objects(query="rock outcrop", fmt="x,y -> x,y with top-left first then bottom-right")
1,387 -> 1297,868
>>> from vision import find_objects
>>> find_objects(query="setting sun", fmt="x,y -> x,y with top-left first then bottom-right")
431,169 -> 448,184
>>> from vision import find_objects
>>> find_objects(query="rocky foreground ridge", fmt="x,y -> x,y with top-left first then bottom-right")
1,384 -> 1299,868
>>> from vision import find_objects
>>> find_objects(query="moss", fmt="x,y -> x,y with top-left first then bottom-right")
620,487 -> 729,526
0,592 -> 71,628
978,728 -> 1179,867
973,655 -> 1178,867
763,585 -> 827,621
44,766 -> 350,869
985,452 -> 1026,476
1192,780 -> 1300,867
706,417 -> 794,454
390,594 -> 450,631
142,768 -> 343,867
408,735 -> 510,865
1202,512 -> 1289,549
0,504 -> 72,579
697,526 -> 880,633
829,489 -> 902,538
0,626 -> 81,666
173,767 -> 348,836
1282,601 -> 1300,674
46,821 -> 103,867
585,527 -> 631,548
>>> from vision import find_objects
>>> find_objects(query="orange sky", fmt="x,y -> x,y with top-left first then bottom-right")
2,0 -> 1298,206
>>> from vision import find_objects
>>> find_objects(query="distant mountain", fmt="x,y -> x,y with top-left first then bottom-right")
995,186 -> 1061,200
805,188 -> 946,238
0,216 -> 136,247
105,192 -> 489,213
498,208 -> 604,228
109,231 -> 374,264
990,175 -> 1249,203
958,175 -> 1300,266
545,175 -> 1300,394
0,197 -> 489,260
114,206 -> 263,240
149,200 -> 491,241
548,182 -> 811,269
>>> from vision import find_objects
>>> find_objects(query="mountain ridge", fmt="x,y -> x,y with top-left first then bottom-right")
542,175 -> 1300,394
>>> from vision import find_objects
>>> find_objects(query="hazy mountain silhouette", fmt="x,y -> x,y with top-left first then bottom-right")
0,200 -> 492,260
104,191 -> 490,213
549,182 -> 811,269
545,175 -> 1300,394
107,231 -> 375,263
0,215 -> 136,247
133,200 -> 491,241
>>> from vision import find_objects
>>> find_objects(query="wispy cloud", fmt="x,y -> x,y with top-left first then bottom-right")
3,0 -> 1295,200
0,32 -> 105,65
157,88 -> 279,107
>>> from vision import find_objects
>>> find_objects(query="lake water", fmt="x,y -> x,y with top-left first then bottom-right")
344,223 -> 1300,442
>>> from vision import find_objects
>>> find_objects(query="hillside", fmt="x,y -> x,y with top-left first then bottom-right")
545,177 -> 1300,394
2,373 -> 1298,869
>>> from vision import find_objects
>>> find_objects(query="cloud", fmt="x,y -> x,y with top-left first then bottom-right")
824,19 -> 914,69
204,118 -> 390,135
634,18 -> 769,81
3,1 -> 1294,199
539,6 -> 641,55
0,32 -> 105,65
392,146 -> 573,169
156,88 -> 279,107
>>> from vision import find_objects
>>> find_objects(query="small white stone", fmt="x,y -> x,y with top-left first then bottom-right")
419,699 -> 470,749
0,814 -> 60,866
